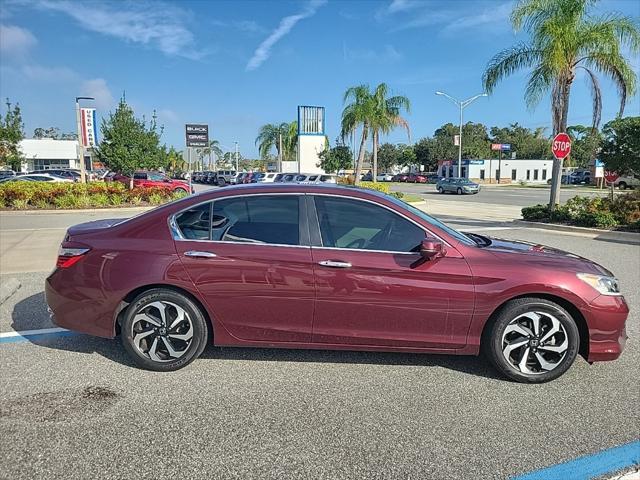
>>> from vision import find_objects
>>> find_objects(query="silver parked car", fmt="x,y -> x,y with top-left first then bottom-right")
436,177 -> 480,195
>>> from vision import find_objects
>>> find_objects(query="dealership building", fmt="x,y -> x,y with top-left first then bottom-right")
437,158 -> 554,184
18,139 -> 94,172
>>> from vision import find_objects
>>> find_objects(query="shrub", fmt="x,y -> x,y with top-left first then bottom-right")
521,204 -> 551,221
390,191 -> 404,199
91,193 -> 111,207
575,211 -> 618,228
11,198 -> 29,209
358,181 -> 390,194
54,194 -> 81,209
148,193 -> 165,205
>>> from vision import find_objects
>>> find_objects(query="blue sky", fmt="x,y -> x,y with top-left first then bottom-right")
1,0 -> 638,157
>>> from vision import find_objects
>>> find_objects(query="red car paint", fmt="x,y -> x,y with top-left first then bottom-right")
112,172 -> 191,193
45,184 -> 628,363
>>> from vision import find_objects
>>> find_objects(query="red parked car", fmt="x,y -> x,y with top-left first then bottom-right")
392,174 -> 409,182
46,184 -> 628,382
113,171 -> 193,194
407,173 -> 428,183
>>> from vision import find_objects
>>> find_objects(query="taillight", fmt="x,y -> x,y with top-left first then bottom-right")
56,247 -> 90,269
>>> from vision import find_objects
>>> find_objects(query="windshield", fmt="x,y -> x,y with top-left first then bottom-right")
385,194 -> 476,246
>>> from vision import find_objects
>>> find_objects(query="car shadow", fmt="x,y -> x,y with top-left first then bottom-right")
11,292 -> 502,380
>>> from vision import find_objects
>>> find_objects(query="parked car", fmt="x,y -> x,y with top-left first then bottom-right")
46,183 -> 629,383
280,173 -> 298,183
436,177 -> 480,195
568,170 -> 591,184
361,171 -> 373,181
234,172 -> 248,185
376,172 -> 394,182
0,169 -> 16,179
392,173 -> 409,182
217,170 -> 237,186
30,169 -> 81,182
113,171 -> 193,193
614,174 -> 640,190
257,172 -> 278,183
203,171 -> 218,184
425,174 -> 441,184
0,173 -> 71,183
407,173 -> 428,183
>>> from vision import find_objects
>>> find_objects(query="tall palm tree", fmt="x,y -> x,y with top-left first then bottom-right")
255,122 -> 297,169
341,85 -> 375,184
483,0 -> 639,206
369,83 -> 411,182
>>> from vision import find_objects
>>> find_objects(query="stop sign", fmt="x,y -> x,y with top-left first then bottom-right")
604,171 -> 619,183
552,133 -> 572,160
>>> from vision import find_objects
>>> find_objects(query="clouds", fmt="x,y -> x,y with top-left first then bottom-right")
80,78 -> 114,110
383,0 -> 514,35
0,24 -> 37,57
36,0 -> 200,59
246,0 -> 327,71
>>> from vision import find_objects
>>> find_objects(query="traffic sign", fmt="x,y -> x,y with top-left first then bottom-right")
491,143 -> 511,151
552,133 -> 571,160
604,171 -> 619,183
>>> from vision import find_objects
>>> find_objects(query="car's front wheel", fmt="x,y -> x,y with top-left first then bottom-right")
218,177 -> 226,187
457,187 -> 463,195
121,289 -> 209,371
484,298 -> 580,383
438,187 -> 444,194
174,187 -> 188,194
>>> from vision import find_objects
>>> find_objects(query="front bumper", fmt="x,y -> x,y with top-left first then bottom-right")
585,294 -> 629,362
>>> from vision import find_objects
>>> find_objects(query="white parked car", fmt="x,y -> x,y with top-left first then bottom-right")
614,174 -> 639,190
376,172 -> 394,182
257,172 -> 278,183
0,173 -> 73,183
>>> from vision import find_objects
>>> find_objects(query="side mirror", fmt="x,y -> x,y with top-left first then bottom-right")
410,238 -> 445,268
420,238 -> 445,259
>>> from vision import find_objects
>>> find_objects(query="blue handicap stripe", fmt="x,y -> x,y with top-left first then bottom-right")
513,440 -> 640,480
0,331 -> 78,344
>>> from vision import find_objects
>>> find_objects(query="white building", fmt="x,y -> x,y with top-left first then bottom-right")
18,139 -> 93,172
437,158 -> 553,184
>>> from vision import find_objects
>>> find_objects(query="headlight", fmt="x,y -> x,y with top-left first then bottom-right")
577,273 -> 621,296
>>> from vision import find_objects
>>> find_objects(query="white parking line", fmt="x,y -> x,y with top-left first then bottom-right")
0,327 -> 69,341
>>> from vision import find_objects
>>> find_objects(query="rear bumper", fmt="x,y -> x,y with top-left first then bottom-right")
585,295 -> 629,362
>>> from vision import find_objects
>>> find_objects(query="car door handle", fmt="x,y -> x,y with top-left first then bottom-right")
318,260 -> 352,268
184,250 -> 217,258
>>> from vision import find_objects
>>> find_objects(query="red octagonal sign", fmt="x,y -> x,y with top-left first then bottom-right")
552,132 -> 572,160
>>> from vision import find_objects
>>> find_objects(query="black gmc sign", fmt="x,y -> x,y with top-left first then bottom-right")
185,124 -> 209,147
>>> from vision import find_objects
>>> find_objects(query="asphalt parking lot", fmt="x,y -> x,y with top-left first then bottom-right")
0,201 -> 638,479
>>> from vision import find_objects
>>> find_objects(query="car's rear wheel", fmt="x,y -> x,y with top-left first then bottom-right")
618,182 -> 627,190
438,187 -> 444,194
218,177 -> 226,187
121,289 -> 208,371
174,187 -> 188,194
484,298 -> 579,383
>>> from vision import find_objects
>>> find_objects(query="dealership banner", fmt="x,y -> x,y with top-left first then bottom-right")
185,124 -> 209,147
80,108 -> 98,148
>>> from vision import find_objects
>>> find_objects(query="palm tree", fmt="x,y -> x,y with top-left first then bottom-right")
369,83 -> 411,182
483,0 -> 639,206
341,85 -> 375,184
255,122 -> 297,169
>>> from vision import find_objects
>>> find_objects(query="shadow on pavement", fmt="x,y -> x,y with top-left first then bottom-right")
11,292 -> 503,381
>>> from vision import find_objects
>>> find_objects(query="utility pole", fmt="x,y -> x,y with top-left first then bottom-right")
435,91 -> 487,178
75,96 -> 94,183
278,133 -> 283,172
234,141 -> 239,172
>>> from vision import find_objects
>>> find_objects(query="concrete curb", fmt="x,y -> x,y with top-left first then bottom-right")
514,220 -> 640,244
0,206 -> 154,215
0,277 -> 21,305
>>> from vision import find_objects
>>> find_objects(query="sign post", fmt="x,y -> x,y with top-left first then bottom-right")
550,132 -> 572,206
604,170 -> 619,201
185,124 -> 209,191
491,144 -> 511,184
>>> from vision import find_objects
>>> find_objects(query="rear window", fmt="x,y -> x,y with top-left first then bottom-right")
175,203 -> 211,240
211,195 -> 300,245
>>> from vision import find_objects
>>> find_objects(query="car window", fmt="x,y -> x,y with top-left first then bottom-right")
211,195 -> 300,245
314,196 -> 425,253
319,175 -> 332,181
175,202 -> 211,240
133,173 -> 146,180
148,172 -> 166,181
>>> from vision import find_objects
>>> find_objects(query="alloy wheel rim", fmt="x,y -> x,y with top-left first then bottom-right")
131,301 -> 194,362
501,311 -> 569,375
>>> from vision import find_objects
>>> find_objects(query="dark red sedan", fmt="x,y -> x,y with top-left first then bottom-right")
45,184 -> 628,382
112,171 -> 192,193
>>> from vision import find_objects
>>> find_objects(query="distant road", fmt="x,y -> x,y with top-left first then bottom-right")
391,184 -> 616,207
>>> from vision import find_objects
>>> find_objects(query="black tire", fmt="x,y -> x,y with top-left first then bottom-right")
174,187 -> 188,194
218,177 -> 226,187
618,182 -> 627,190
483,298 -> 579,383
457,187 -> 463,195
438,187 -> 444,194
120,288 -> 209,371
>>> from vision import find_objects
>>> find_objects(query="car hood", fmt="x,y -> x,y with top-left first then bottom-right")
479,236 -> 613,276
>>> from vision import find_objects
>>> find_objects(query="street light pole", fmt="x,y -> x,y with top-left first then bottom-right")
75,96 -> 94,183
435,91 -> 487,178
234,141 -> 239,172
